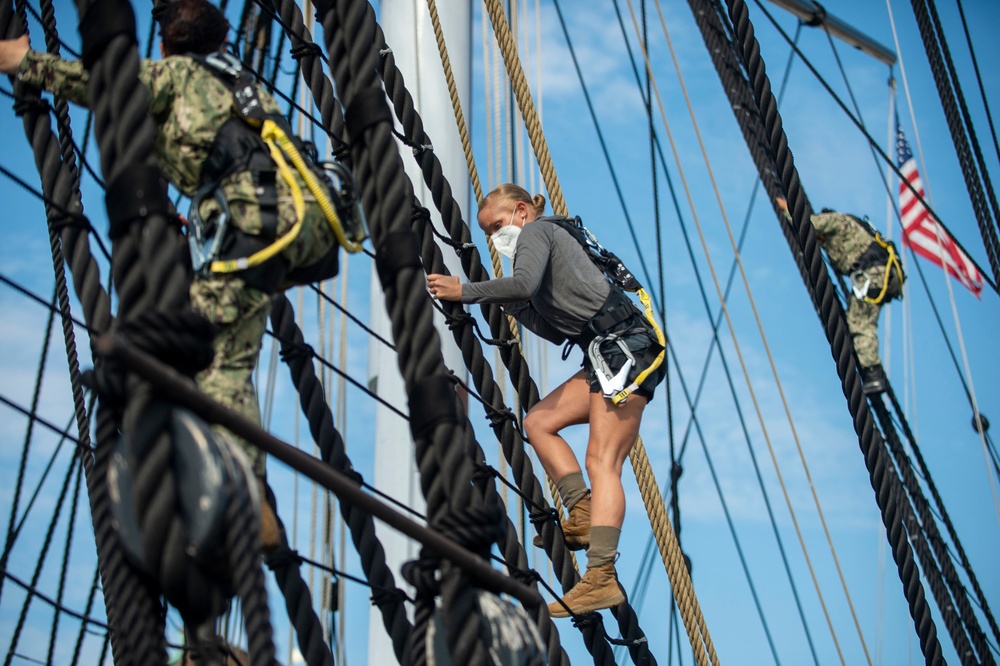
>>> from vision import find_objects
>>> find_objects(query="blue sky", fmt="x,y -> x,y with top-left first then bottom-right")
1,0 -> 999,665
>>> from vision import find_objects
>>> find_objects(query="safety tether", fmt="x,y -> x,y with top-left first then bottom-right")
862,232 -> 905,305
192,50 -> 366,277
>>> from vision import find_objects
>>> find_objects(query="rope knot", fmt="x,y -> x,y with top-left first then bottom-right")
13,96 -> 50,117
528,507 -> 558,527
290,42 -> 322,60
570,612 -> 601,628
444,310 -> 473,331
436,504 -> 504,558
507,566 -> 541,586
264,546 -> 302,572
279,341 -> 315,363
370,585 -> 412,608
471,462 -> 498,483
401,555 -> 440,597
486,406 -> 517,429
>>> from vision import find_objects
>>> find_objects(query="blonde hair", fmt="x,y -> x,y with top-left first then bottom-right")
480,184 -> 546,217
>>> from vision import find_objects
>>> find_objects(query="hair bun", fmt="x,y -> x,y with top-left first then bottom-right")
531,194 -> 546,216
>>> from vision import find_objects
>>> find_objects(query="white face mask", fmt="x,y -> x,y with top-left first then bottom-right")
490,207 -> 521,259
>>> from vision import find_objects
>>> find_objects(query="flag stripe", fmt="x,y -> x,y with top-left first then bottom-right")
895,112 -> 983,297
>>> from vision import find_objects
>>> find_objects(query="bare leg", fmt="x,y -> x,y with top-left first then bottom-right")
585,392 -> 647,529
523,370 -> 591,482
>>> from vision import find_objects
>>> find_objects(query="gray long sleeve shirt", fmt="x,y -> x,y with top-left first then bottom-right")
461,217 -> 612,343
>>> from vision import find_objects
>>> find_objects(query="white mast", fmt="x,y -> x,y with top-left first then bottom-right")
368,1 -> 472,663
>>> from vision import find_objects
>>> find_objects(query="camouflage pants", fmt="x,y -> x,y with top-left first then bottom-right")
846,264 -> 889,369
191,195 -> 337,476
190,276 -> 271,476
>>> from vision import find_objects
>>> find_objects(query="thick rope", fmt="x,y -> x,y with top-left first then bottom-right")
406,199 -> 570,666
630,437 -> 717,666
422,0 -> 522,347
482,0 -> 564,216
870,398 -> 993,664
885,386 -> 1000,650
251,2 -> 415,658
720,0 -> 945,661
907,0 -> 1000,290
637,0 -> 875,661
316,1 -> 498,662
0,3 -> 133,661
270,294 -> 412,663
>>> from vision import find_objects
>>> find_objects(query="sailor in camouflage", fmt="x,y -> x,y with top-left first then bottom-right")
2,0 -> 343,546
777,198 -> 903,394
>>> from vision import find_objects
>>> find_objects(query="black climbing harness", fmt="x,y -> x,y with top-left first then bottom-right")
550,216 -> 666,405
186,49 -> 368,289
848,214 -> 906,304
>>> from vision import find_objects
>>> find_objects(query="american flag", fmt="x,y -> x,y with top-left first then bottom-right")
896,113 -> 984,297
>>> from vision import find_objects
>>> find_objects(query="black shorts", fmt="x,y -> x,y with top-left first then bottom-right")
582,327 -> 666,401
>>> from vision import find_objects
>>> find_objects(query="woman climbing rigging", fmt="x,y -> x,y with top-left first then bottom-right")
427,183 -> 665,617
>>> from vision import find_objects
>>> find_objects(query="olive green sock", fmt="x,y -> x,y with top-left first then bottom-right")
586,526 -> 621,568
556,472 -> 589,511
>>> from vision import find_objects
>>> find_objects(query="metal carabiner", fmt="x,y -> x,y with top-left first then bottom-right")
587,334 -> 635,398
187,186 -> 231,275
323,160 -> 369,245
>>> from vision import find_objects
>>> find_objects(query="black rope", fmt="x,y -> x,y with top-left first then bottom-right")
0,568 -> 109,631
720,0 -> 945,660
884,385 -> 1000,654
0,287 -> 56,608
47,454 -> 85,665
317,1 -> 511,663
309,283 -> 396,350
269,294 -> 412,662
908,0 -> 1000,290
952,0 -> 1000,171
4,445 -> 84,666
0,0 -> 127,656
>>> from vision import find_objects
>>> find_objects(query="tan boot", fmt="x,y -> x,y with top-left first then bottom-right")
547,562 -> 624,618
533,492 -> 591,551
257,479 -> 281,553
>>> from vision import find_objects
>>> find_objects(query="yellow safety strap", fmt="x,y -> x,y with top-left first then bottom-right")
611,287 -> 666,406
862,233 -> 905,305
208,118 -> 363,275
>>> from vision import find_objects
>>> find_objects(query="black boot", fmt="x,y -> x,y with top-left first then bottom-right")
861,364 -> 887,395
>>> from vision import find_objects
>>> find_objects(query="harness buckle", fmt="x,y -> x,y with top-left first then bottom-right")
187,186 -> 232,275
587,334 -> 634,398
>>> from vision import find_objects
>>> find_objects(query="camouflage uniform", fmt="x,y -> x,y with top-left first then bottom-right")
811,212 -> 898,369
20,51 -> 337,475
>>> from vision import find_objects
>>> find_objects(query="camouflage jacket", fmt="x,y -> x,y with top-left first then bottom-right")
18,50 -> 296,236
810,211 -> 877,275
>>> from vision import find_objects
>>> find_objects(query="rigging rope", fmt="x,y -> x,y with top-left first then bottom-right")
952,0 -> 1000,170
621,8 -> 821,657
718,0 -> 948,661
907,0 -> 1000,291
643,1 -> 877,658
